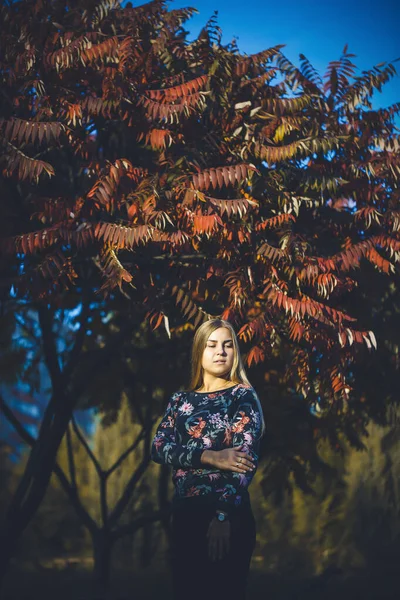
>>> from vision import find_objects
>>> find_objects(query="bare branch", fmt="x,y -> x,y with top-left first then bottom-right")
109,393 -> 154,527
108,454 -> 151,527
37,305 -> 62,388
0,393 -> 97,534
62,289 -> 91,383
66,424 -> 77,490
106,428 -> 146,477
71,414 -> 103,477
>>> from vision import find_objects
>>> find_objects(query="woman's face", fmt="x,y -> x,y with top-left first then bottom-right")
201,327 -> 235,378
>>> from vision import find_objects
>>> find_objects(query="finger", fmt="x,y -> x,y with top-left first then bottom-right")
235,466 -> 249,474
209,538 -> 215,561
238,455 -> 255,466
237,451 -> 255,463
220,537 -> 226,561
232,462 -> 251,473
236,454 -> 256,469
239,461 -> 254,471
241,460 -> 255,470
213,538 -> 218,561
236,450 -> 253,458
221,535 -> 228,558
213,537 -> 218,561
212,537 -> 220,562
224,532 -> 231,558
231,464 -> 247,473
217,537 -> 223,561
219,535 -> 226,559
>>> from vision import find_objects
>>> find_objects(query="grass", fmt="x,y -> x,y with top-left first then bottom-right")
1,563 -> 400,600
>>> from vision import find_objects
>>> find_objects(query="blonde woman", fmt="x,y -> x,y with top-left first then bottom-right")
151,318 -> 265,600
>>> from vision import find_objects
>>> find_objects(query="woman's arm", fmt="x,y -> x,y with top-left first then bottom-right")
151,392 -> 205,468
214,388 -> 263,516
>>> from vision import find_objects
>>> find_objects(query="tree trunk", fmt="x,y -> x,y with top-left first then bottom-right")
0,396 -> 73,587
92,530 -> 114,593
0,306 -> 139,590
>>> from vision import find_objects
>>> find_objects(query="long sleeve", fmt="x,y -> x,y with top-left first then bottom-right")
151,392 -> 205,469
215,387 -> 263,516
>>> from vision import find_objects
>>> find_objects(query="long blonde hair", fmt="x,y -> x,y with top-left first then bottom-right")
187,318 -> 266,436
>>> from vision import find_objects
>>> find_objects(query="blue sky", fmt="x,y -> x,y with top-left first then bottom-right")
169,0 -> 399,110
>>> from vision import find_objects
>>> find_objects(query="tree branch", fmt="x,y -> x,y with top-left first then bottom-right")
0,393 -> 98,534
108,454 -> 151,527
62,290 -> 91,383
109,392 -> 154,527
71,414 -> 103,477
66,424 -> 77,489
106,428 -> 146,477
37,304 -> 62,388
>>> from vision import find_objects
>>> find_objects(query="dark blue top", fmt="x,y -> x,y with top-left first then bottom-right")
150,383 -> 263,516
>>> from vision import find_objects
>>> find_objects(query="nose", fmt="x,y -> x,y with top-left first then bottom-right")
216,345 -> 227,356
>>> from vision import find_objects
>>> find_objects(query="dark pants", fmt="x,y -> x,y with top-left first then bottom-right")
170,499 -> 256,600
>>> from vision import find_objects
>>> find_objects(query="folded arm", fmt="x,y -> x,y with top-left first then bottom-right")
214,388 -> 263,516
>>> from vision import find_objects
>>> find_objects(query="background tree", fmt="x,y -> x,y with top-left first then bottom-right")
0,290 -> 148,582
0,305 -> 192,589
1,0 -> 398,409
2,388 -> 163,590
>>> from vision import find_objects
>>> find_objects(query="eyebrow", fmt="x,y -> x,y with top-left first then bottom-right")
207,338 -> 233,343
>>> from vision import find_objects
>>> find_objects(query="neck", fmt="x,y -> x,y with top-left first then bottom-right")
197,375 -> 234,393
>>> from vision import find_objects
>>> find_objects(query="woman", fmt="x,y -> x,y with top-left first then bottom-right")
151,318 -> 265,600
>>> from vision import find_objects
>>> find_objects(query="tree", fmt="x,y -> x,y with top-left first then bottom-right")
0,303 -> 191,588
2,387 -> 167,590
1,0 -> 398,404
0,291 -> 148,583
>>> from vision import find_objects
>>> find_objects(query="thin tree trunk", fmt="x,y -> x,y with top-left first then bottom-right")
92,530 -> 114,592
0,396 -> 73,585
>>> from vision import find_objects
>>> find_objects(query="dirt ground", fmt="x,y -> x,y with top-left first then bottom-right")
1,564 -> 400,600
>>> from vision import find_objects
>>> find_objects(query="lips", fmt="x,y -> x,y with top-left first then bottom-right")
214,360 -> 226,364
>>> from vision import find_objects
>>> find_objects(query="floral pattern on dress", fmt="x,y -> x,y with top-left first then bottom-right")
179,401 -> 194,415
150,384 -> 263,515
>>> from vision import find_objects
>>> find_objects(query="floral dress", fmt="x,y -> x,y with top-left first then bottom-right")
151,383 -> 263,516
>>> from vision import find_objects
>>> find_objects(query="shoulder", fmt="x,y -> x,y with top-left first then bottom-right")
169,390 -> 188,405
232,384 -> 259,404
232,383 -> 256,396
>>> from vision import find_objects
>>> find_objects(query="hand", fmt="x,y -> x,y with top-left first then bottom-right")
201,445 -> 255,474
206,517 -> 231,561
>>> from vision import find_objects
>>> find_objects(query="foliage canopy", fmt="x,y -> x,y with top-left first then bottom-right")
1,0 -> 399,419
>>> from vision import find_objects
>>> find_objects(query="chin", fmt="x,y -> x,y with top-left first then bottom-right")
213,367 -> 231,376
